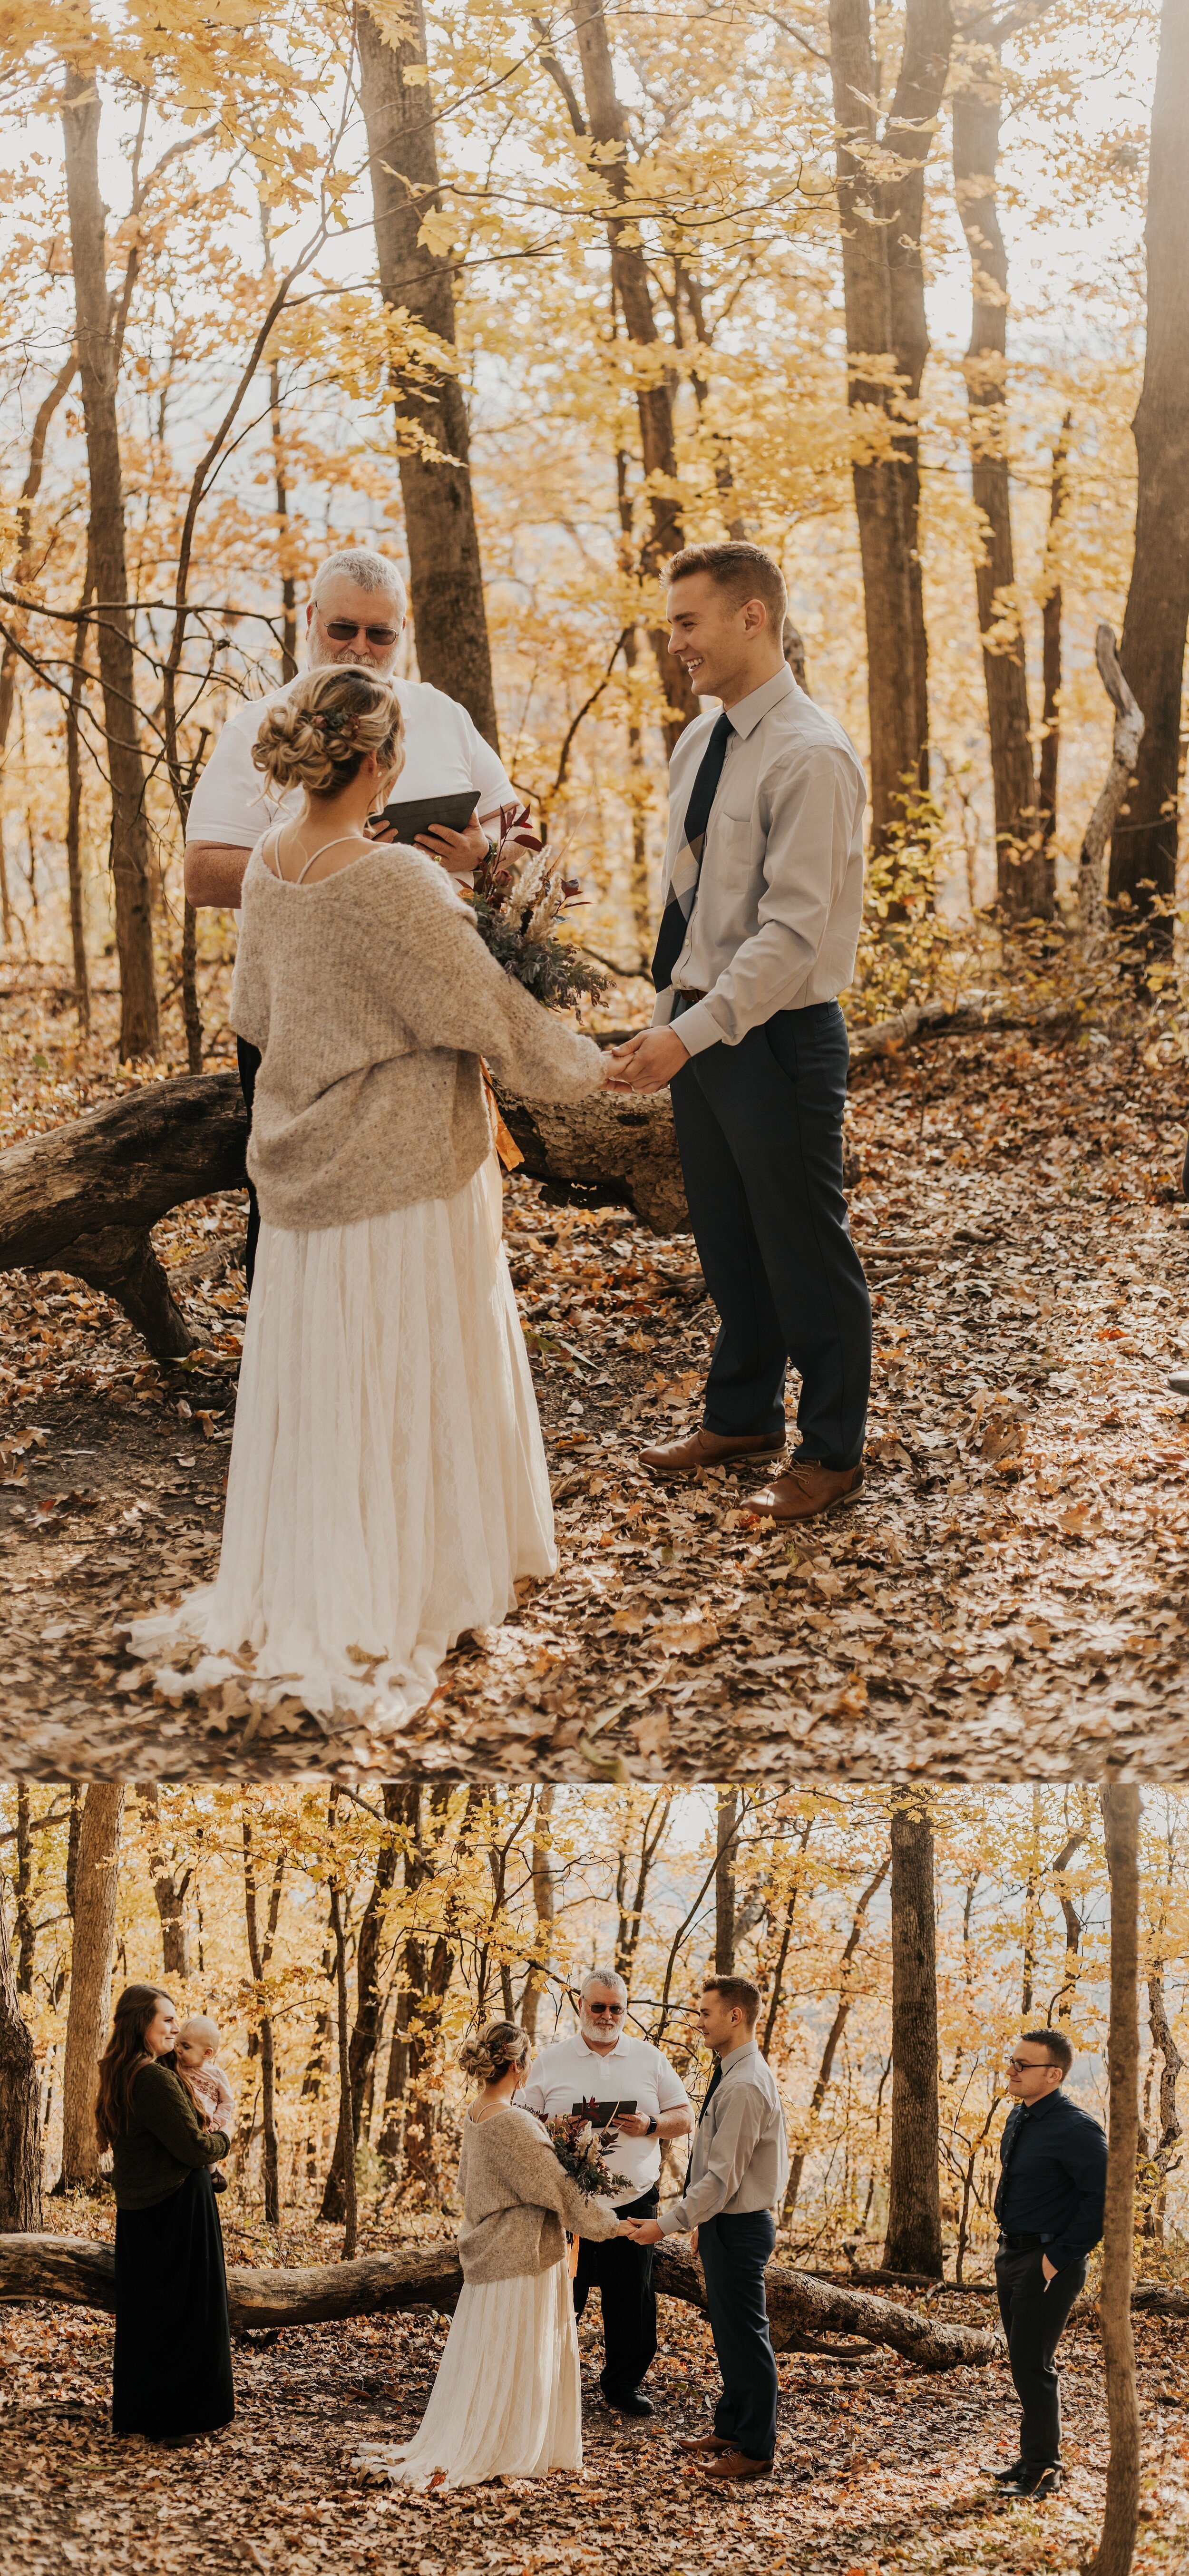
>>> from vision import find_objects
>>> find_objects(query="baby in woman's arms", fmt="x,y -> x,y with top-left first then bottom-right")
175,2013 -> 236,2130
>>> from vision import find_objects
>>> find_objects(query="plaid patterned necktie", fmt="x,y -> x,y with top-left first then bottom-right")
651,709 -> 733,993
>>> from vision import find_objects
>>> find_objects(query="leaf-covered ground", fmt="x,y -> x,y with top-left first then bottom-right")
2,986 -> 1189,1782
3,2236 -> 1189,2576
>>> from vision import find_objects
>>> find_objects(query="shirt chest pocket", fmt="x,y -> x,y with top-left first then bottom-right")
713,812 -> 753,866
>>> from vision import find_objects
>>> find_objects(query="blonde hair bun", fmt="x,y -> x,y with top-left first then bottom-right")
252,665 -> 404,799
458,2019 -> 530,2083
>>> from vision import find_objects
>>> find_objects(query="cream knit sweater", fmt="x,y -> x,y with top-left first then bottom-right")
230,840 -> 606,1230
456,2105 -> 620,2284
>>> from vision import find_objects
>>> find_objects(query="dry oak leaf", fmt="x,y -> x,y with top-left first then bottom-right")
633,1707 -> 671,1756
653,1613 -> 720,1655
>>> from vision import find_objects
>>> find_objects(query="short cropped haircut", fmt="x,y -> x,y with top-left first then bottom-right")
312,547 -> 407,621
665,541 -> 787,634
1020,2026 -> 1073,2076
703,1973 -> 761,2027
581,1967 -> 628,2003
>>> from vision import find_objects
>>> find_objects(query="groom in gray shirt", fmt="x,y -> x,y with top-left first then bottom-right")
623,1974 -> 789,2480
606,541 -> 871,1522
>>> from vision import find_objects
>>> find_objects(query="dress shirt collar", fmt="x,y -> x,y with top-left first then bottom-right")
712,663 -> 798,743
716,2039 -> 761,2083
1017,2088 -> 1062,2124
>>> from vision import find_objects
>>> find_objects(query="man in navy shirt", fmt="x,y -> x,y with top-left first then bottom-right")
992,2027 -> 1107,2498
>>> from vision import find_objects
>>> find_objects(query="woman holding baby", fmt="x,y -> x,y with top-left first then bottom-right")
96,1985 -> 235,2443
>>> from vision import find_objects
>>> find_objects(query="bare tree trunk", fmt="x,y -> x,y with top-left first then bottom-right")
1145,1957 -> 1184,2242
828,0 -> 925,850
14,1786 -> 36,1995
520,1787 -> 556,2044
880,0 -> 954,800
356,0 -> 499,748
321,1817 -> 400,2222
1021,1783 -> 1041,2017
714,1790 -> 738,1975
60,1786 -> 123,2190
64,608 -> 93,1033
1093,1786 -> 1141,2576
571,0 -> 697,753
952,26 -> 1045,919
882,1794 -> 944,2278
1039,413 -> 1072,849
785,1854 -> 890,2221
59,66 -> 159,1058
242,1822 -> 283,2227
269,359 -> 298,683
614,1792 -> 672,1994
329,1876 -> 358,2259
135,1786 -> 191,1979
1109,0 -> 1189,929
0,1891 -> 42,2232
1079,628 -> 1146,944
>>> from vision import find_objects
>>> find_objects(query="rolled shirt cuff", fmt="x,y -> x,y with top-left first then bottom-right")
658,2203 -> 688,2236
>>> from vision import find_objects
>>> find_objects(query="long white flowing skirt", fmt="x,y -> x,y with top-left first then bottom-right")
357,2263 -> 583,2488
128,1159 -> 556,1730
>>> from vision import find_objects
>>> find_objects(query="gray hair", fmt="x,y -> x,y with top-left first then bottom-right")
311,547 -> 407,620
580,1967 -> 627,2005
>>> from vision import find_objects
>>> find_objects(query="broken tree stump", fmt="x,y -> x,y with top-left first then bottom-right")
0,2232 -> 998,2369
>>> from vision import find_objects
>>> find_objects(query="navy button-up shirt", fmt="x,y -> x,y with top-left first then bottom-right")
994,2088 -> 1107,2268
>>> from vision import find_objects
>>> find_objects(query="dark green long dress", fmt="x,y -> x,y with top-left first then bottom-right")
111,2060 -> 234,2439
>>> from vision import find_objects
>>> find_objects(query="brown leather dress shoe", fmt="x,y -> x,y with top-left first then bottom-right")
676,2432 -> 736,2455
640,1426 -> 785,1480
695,2449 -> 774,2481
750,1460 -> 865,1521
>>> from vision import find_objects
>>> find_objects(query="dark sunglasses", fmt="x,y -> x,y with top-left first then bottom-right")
323,618 -> 400,647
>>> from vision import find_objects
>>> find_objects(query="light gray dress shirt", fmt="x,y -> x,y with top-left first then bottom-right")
651,664 -> 867,1059
659,2039 -> 790,2235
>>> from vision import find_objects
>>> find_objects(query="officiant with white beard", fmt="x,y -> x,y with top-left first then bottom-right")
519,1970 -> 694,2419
185,545 -> 515,1285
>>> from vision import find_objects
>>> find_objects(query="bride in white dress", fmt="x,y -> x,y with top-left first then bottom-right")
130,665 -> 608,1731
361,2020 -> 620,2488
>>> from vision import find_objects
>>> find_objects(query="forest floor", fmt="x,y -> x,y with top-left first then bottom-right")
3,2225 -> 1189,2576
3,974 -> 1189,1783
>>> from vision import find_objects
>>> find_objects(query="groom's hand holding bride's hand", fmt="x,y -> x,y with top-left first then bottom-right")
603,1029 -> 690,1093
620,2217 -> 664,2244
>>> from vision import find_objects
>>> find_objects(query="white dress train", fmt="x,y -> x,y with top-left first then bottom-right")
358,2260 -> 583,2488
128,1157 -> 556,1729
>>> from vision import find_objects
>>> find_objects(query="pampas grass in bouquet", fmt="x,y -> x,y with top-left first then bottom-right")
535,2104 -> 629,2200
469,804 -> 607,1012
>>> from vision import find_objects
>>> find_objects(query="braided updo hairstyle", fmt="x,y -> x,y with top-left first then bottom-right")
251,664 -> 405,800
458,2019 -> 531,2084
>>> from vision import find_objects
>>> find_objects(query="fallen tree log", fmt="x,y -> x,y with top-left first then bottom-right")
0,2232 -> 995,2368
0,1071 -> 248,1357
0,995 -> 1063,1352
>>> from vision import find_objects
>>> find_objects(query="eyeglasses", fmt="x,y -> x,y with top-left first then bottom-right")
322,618 -> 400,647
1007,2058 -> 1050,2073
586,2003 -> 624,2018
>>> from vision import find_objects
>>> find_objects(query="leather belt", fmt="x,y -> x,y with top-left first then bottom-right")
999,2232 -> 1044,2252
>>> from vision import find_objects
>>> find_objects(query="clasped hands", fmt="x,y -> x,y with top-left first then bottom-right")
601,1028 -> 690,1094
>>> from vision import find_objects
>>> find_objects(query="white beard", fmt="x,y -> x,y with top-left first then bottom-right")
306,627 -> 401,679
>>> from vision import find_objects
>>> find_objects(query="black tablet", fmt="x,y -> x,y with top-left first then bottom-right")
574,2099 -> 637,2125
379,790 -> 479,841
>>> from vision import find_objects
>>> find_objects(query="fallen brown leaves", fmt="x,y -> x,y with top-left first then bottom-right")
2,2217 -> 1189,2576
2,1005 -> 1189,1781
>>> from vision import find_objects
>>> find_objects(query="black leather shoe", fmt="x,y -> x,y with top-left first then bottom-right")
988,2460 -> 1024,2484
999,2466 -> 1062,2500
602,2384 -> 655,2417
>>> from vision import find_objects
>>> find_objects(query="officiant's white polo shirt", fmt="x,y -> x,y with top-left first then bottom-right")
519,2032 -> 692,2208
186,673 -> 515,858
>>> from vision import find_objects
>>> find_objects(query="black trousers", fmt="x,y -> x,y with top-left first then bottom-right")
113,2168 -> 234,2438
669,999 -> 871,1471
698,2207 -> 779,2461
994,2243 -> 1086,2467
237,1035 -> 261,1293
573,2186 -> 659,2393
